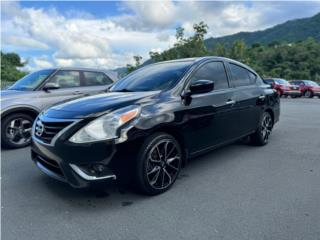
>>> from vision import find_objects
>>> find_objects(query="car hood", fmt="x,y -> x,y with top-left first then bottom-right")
0,90 -> 34,100
44,91 -> 160,119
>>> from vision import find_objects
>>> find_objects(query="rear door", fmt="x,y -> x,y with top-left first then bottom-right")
182,61 -> 238,153
227,63 -> 263,138
80,71 -> 114,95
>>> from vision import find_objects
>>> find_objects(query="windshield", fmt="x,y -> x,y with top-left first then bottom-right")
274,79 -> 289,85
110,61 -> 192,92
8,69 -> 54,91
304,80 -> 319,87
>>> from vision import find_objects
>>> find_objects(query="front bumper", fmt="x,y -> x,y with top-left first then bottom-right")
313,91 -> 320,97
31,139 -> 117,188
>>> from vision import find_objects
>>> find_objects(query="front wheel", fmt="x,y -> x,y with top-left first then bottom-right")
135,133 -> 182,195
250,111 -> 273,146
304,90 -> 313,98
1,113 -> 34,149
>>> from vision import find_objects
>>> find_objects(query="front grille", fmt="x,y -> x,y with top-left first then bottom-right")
35,120 -> 72,144
36,154 -> 64,177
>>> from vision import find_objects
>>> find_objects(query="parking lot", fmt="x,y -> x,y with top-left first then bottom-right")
1,98 -> 320,240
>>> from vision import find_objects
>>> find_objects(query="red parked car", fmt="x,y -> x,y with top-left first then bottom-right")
289,80 -> 320,98
264,78 -> 301,98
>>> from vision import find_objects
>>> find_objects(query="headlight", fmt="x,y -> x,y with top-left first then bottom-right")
69,105 -> 141,143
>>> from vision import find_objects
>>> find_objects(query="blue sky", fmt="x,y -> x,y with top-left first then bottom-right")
2,1 -> 320,71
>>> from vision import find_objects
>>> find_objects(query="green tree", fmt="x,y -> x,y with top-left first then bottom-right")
149,21 -> 209,62
126,55 -> 143,74
1,52 -> 27,83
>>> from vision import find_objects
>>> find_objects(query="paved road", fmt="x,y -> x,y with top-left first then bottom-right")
2,98 -> 320,240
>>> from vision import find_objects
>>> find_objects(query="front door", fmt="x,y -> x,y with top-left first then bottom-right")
181,61 -> 238,154
38,70 -> 86,110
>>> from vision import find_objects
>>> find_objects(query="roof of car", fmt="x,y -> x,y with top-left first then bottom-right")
154,56 -> 258,74
40,67 -> 118,81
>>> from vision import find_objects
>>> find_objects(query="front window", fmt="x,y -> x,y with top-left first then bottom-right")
190,61 -> 229,90
304,81 -> 319,87
110,61 -> 192,92
47,70 -> 81,88
8,69 -> 54,91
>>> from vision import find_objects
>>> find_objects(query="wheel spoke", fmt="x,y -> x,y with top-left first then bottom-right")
156,146 -> 162,159
166,144 -> 175,159
23,128 -> 32,133
10,120 -> 16,128
161,169 -> 165,188
149,168 -> 161,186
147,166 -> 160,175
163,168 -> 172,186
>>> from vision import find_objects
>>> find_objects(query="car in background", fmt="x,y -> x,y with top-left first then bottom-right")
289,80 -> 320,98
1,67 -> 117,149
263,78 -> 301,98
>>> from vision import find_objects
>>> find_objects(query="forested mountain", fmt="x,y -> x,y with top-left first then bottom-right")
205,13 -> 320,48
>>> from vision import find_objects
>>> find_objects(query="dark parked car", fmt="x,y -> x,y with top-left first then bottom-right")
289,80 -> 320,98
31,57 -> 280,195
1,67 -> 117,148
264,78 -> 301,97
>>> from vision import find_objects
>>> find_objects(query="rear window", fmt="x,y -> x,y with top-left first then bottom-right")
83,71 -> 113,86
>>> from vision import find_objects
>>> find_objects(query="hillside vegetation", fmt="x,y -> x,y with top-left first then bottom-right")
127,14 -> 320,81
205,12 -> 320,48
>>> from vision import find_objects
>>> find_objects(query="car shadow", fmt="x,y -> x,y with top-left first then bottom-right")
38,139 -> 257,210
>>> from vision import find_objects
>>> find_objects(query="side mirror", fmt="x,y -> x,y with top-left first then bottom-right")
43,82 -> 60,92
189,80 -> 214,95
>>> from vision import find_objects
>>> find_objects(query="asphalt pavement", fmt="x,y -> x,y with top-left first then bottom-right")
1,98 -> 320,240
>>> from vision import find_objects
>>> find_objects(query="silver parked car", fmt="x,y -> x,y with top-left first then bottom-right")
1,67 -> 117,148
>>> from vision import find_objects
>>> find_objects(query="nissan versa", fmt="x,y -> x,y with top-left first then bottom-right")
31,57 -> 280,195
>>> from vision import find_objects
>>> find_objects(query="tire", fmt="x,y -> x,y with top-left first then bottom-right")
135,132 -> 182,195
1,113 -> 34,149
250,111 -> 273,146
277,90 -> 282,97
304,90 -> 313,98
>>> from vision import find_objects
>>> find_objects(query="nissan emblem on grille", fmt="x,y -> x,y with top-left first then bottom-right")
35,120 -> 44,137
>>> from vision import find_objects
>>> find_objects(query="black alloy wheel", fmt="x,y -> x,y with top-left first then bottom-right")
250,111 -> 273,146
135,133 -> 182,195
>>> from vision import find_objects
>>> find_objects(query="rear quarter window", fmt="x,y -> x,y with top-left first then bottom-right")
229,63 -> 254,87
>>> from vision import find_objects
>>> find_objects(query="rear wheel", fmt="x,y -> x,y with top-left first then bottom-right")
1,113 -> 34,149
250,111 -> 273,146
135,133 -> 182,195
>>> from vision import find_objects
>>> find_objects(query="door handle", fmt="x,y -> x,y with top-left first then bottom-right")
72,91 -> 83,95
258,95 -> 266,100
226,100 -> 236,105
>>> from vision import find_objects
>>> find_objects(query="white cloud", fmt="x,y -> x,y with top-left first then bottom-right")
2,36 -> 49,50
120,1 -> 176,30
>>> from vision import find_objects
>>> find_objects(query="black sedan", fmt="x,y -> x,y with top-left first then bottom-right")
31,57 -> 280,195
